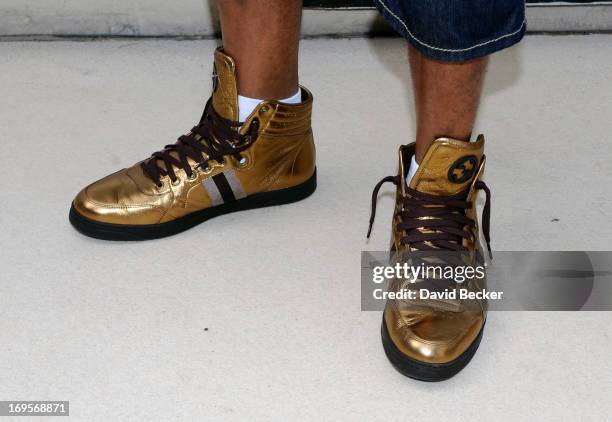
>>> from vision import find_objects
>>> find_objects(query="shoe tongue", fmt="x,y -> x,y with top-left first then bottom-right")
211,48 -> 239,121
408,136 -> 484,196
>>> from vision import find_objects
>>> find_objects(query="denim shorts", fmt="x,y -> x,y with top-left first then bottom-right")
374,0 -> 526,62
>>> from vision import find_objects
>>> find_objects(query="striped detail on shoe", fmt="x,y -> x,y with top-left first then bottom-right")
202,169 -> 247,206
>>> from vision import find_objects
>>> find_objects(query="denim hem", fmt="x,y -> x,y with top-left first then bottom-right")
375,0 -> 526,62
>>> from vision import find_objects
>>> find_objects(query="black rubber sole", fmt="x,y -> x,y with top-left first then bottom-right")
381,316 -> 485,382
70,169 -> 317,241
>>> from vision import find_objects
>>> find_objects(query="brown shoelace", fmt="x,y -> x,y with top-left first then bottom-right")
141,99 -> 260,187
367,175 -> 492,258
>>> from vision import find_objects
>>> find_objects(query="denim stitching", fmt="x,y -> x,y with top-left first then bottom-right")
375,0 -> 526,53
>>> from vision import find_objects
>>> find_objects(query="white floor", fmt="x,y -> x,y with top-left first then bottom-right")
1,36 -> 611,421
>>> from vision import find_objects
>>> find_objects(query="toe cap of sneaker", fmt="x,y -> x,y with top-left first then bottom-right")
384,306 -> 484,364
72,168 -> 168,225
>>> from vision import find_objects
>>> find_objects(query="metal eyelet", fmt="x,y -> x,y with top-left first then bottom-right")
237,155 -> 249,168
260,105 -> 269,113
217,158 -> 226,167
201,165 -> 213,175
187,170 -> 198,181
171,178 -> 181,186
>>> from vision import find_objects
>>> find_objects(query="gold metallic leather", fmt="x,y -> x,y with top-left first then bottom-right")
384,136 -> 488,364
73,47 -> 316,225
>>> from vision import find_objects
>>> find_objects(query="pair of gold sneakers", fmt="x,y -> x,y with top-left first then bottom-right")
69,48 -> 492,381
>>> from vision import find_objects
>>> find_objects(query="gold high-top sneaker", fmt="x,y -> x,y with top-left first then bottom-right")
70,48 -> 316,240
368,136 -> 491,381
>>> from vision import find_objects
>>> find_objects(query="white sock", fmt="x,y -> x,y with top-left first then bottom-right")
406,155 -> 419,185
238,88 -> 301,122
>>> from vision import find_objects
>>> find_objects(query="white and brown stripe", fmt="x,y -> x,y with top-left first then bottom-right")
202,169 -> 246,206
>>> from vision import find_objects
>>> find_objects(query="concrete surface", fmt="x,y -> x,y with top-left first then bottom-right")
1,36 -> 611,421
1,1 -> 612,37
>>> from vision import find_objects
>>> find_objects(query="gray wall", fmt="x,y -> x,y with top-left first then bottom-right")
1,1 -> 610,37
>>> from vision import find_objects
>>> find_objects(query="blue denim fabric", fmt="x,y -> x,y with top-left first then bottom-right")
374,0 -> 526,62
